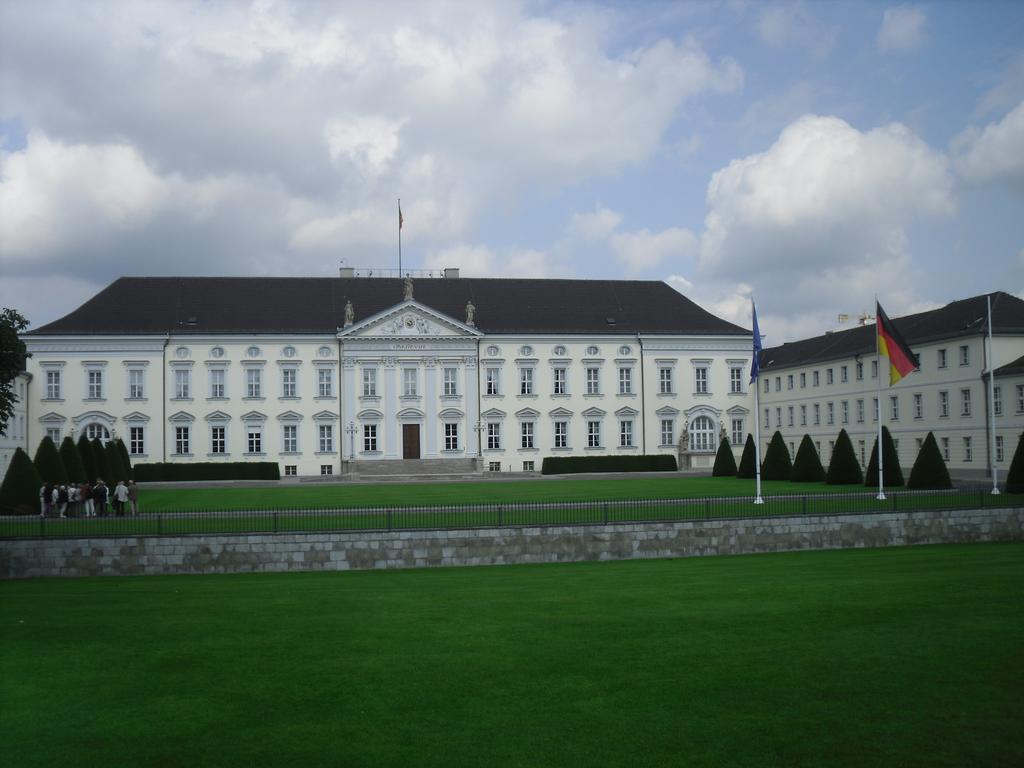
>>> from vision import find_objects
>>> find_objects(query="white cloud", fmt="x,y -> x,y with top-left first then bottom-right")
696,114 -> 954,340
756,3 -> 837,60
610,227 -> 696,272
566,207 -> 623,242
953,101 -> 1024,192
877,6 -> 927,52
423,244 -> 557,280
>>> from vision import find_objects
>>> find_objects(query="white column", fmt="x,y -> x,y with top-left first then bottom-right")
424,357 -> 438,457
384,361 -> 399,458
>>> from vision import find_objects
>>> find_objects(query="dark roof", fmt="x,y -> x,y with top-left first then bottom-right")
761,292 -> 1024,371
993,353 -> 1024,378
28,276 -> 748,337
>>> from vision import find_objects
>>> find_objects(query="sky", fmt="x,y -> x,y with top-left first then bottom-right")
1,0 -> 1022,344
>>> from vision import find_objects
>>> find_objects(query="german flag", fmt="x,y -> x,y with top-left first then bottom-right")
876,301 -> 918,385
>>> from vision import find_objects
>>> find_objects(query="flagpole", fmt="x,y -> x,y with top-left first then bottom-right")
398,198 -> 403,276
987,294 -> 1000,495
875,298 -> 885,501
751,298 -> 763,504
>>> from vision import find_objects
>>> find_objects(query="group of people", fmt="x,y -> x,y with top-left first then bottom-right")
39,479 -> 139,518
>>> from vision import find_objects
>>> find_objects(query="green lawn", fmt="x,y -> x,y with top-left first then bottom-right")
2,543 -> 1022,767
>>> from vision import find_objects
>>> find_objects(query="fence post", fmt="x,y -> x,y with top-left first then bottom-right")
157,513 -> 162,536
498,505 -> 504,527
387,508 -> 392,531
40,515 -> 45,539
273,511 -> 278,533
603,503 -> 609,526
802,495 -> 808,516
892,493 -> 898,512
704,497 -> 710,519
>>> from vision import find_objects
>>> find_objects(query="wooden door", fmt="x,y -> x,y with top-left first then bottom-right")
403,424 -> 420,459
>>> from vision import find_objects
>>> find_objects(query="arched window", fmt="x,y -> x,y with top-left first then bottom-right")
691,416 -> 715,452
84,424 -> 111,443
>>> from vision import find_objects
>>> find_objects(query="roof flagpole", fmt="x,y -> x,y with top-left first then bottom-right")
398,198 -> 403,277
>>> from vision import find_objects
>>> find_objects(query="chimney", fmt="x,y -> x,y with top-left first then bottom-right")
443,268 -> 460,279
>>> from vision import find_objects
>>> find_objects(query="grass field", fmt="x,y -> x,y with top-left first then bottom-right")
2,542 -> 1022,767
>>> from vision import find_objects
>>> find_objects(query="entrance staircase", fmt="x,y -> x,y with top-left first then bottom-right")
349,457 -> 482,482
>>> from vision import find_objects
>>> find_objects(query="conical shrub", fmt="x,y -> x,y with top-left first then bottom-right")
92,438 -> 111,482
1006,432 -> 1024,494
116,438 -> 133,477
59,436 -> 87,484
826,429 -> 863,485
736,434 -> 757,479
712,437 -> 738,477
32,436 -> 67,484
105,440 -> 127,483
77,433 -> 98,482
0,447 -> 42,515
761,431 -> 792,481
791,434 -> 825,482
907,432 -> 953,490
864,426 -> 905,487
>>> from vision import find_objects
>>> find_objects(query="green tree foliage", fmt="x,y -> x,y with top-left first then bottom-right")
77,433 -> 98,482
791,434 -> 825,482
105,439 -> 127,482
1005,432 -> 1024,494
92,438 -> 111,482
736,434 -> 757,479
761,431 -> 792,481
0,308 -> 29,437
59,436 -> 87,484
712,437 -> 738,477
0,447 -> 42,515
826,429 -> 863,485
32,435 -> 67,484
907,432 -> 953,490
116,438 -> 133,477
864,426 -> 905,487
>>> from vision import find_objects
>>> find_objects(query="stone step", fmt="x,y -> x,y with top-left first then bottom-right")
352,458 -> 481,477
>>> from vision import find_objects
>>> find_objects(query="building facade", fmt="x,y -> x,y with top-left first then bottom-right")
19,273 -> 754,476
758,292 -> 1024,480
0,372 -> 31,477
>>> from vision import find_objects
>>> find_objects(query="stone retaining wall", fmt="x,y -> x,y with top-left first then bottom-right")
2,507 -> 1021,579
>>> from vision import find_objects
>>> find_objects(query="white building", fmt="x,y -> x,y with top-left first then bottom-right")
758,292 -> 1024,480
20,271 -> 754,477
0,372 -> 31,477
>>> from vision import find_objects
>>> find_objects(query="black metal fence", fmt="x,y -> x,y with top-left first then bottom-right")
1,488 -> 1018,540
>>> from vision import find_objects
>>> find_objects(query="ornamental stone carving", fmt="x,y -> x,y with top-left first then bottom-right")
344,300 -> 354,327
465,300 -> 476,327
403,276 -> 414,301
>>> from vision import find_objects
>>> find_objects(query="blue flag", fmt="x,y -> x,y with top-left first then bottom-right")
750,299 -> 762,384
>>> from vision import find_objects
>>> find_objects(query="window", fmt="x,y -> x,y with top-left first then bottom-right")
941,437 -> 950,461
939,391 -> 949,417
247,428 -> 262,454
775,407 -> 782,427
840,365 -> 848,383
873,398 -> 879,422
246,368 -> 262,398
363,424 -> 377,452
85,424 -> 110,442
209,369 -> 225,399
789,442 -> 795,456
662,419 -> 675,446
763,408 -> 770,428
856,361 -> 864,381
128,369 -> 144,399
787,374 -> 794,390
959,345 -> 969,366
695,366 -> 708,394
890,396 -> 899,421
486,368 -> 500,396
362,369 -> 377,397
46,427 -> 61,444
129,426 -> 144,456
660,368 -> 674,394
763,378 -> 770,394
618,367 -> 632,395
487,423 -> 502,450
319,424 -> 334,453
619,420 -> 634,448
871,360 -> 878,379
553,368 -> 567,395
691,416 -> 716,452
520,368 -> 534,395
321,465 -> 333,476
913,393 -> 923,419
800,405 -> 807,426
488,461 -> 501,472
1018,384 -> 1024,413
174,369 -> 191,399
937,348 -> 947,368
812,371 -> 820,387
282,424 -> 297,453
827,402 -> 835,425
281,368 -> 297,398
521,422 -> 535,449
856,399 -> 865,423
87,369 -> 104,399
775,376 -> 781,392
993,386 -> 1001,416
841,400 -> 849,424
826,368 -> 834,385
730,367 -> 743,393
284,465 -> 297,477
523,461 -> 535,472
731,418 -> 743,446
813,403 -> 820,425
963,437 -> 972,462
960,388 -> 971,417
787,406 -> 794,427
859,440 -> 866,466
175,426 -> 190,455
210,425 -> 226,454
996,436 -> 1004,462
554,421 -> 568,449
45,370 -> 61,399
587,420 -> 602,448
800,372 -> 806,388
443,368 -> 458,396
586,367 -> 600,395
444,423 -> 459,451
318,369 -> 333,398
403,368 -> 417,397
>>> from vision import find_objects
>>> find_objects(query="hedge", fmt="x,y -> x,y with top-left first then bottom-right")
711,438 -> 738,477
907,432 -> 953,490
0,447 -> 42,515
59,436 -> 88,484
133,462 -> 282,482
541,454 -> 677,475
77,433 -> 98,482
790,434 -> 825,482
33,436 -> 67,485
736,434 -> 757,479
864,426 -> 904,487
760,431 -> 792,481
826,429 -> 863,485
1006,432 -> 1024,494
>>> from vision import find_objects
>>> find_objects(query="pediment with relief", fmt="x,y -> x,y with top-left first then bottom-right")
339,301 -> 481,339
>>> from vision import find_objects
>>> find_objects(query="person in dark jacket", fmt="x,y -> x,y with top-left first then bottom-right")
93,479 -> 108,517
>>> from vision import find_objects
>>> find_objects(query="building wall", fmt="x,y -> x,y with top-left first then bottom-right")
0,373 -> 31,477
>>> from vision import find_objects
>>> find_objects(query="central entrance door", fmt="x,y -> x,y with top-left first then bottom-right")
402,424 -> 421,459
